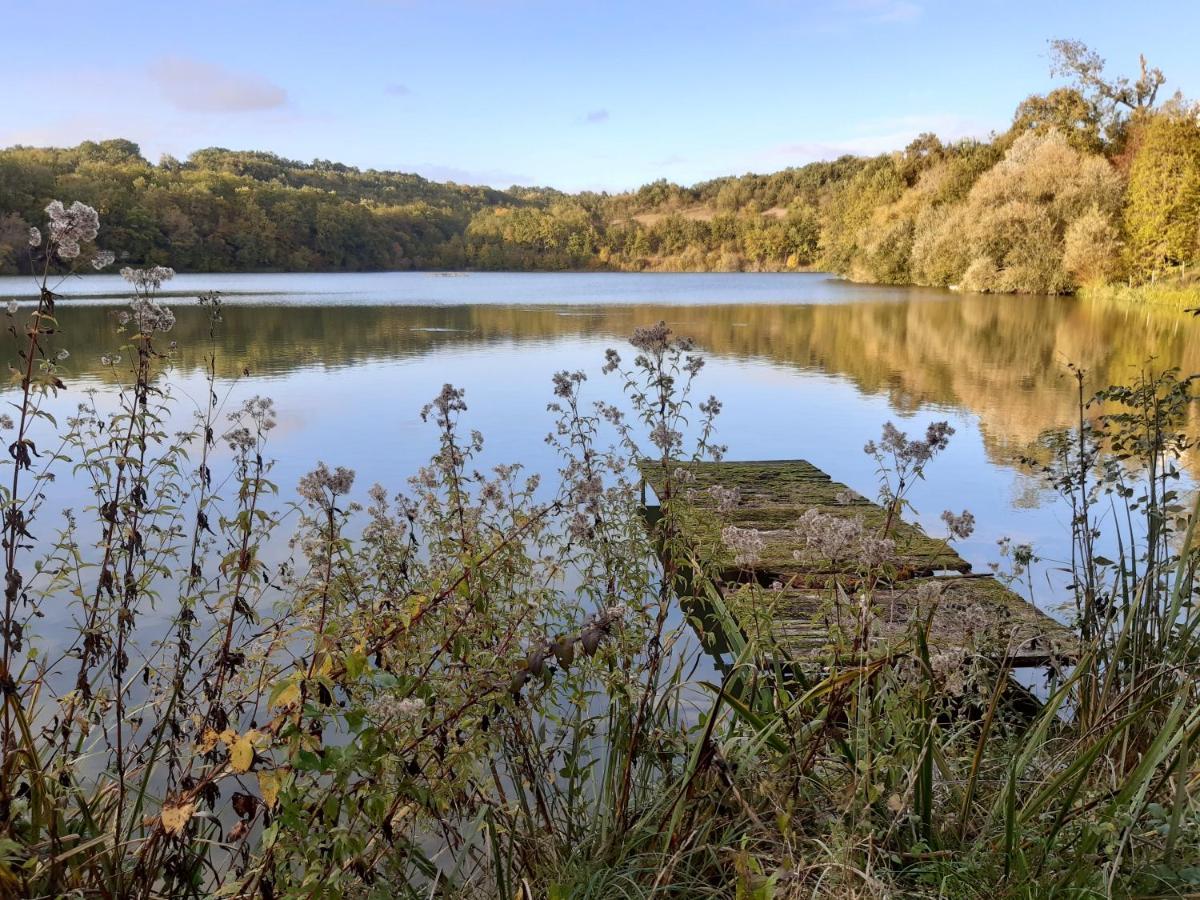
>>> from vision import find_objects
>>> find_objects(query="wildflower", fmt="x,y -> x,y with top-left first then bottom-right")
552,370 -> 585,399
298,462 -> 356,504
45,200 -> 100,245
225,396 -> 277,451
630,321 -> 672,353
866,420 -> 955,467
860,534 -> 896,567
377,696 -> 426,720
0,414 -> 13,429
91,250 -> 115,270
649,423 -> 681,454
6,301 -> 17,315
57,239 -> 80,261
575,474 -> 603,504
420,383 -> 467,423
930,647 -> 968,696
708,484 -> 740,513
794,508 -> 864,562
567,511 -> 591,540
601,348 -> 621,374
673,466 -> 696,484
721,524 -> 764,566
28,227 -> 41,248
699,395 -> 722,417
129,297 -> 176,333
100,355 -> 112,366
225,426 -> 254,453
597,401 -> 624,425
120,266 -> 175,291
940,509 -> 976,540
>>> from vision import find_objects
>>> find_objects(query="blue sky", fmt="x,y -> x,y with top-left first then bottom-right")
3,0 -> 1198,191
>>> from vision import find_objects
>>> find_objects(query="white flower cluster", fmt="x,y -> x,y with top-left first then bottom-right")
721,524 -> 764,566
120,266 -> 175,291
45,200 -> 100,261
940,508 -> 976,540
929,647 -> 968,696
129,297 -> 176,333
707,484 -> 740,513
376,695 -> 426,721
792,508 -> 896,568
298,461 -> 356,505
865,421 -> 955,467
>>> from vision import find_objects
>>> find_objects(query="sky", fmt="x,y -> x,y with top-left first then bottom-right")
2,0 -> 1199,192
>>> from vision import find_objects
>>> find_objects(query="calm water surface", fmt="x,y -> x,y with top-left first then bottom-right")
1,271 -> 1196,629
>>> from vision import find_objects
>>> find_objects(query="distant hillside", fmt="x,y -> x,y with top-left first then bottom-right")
2,42 -> 1198,295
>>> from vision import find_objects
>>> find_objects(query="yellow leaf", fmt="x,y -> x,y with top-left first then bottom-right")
196,728 -> 220,754
161,801 -> 195,835
272,681 -> 301,709
230,735 -> 255,773
258,769 -> 285,808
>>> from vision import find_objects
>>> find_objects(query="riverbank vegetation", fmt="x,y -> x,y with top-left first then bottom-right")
0,202 -> 1198,898
2,40 -> 1199,304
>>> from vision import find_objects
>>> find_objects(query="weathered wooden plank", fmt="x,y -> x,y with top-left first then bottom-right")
722,577 -> 1070,666
638,458 -> 1074,667
640,458 -> 969,578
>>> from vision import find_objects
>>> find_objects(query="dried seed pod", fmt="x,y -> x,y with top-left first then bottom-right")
508,668 -> 529,698
526,646 -> 546,677
552,635 -> 575,669
580,626 -> 602,657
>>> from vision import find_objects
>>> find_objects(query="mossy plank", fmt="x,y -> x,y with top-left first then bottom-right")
639,459 -> 1074,668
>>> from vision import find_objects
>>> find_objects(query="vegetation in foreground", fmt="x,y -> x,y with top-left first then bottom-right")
3,39 -> 1200,306
0,203 -> 1198,899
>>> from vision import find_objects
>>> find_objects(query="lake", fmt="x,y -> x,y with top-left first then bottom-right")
1,270 -> 1197,631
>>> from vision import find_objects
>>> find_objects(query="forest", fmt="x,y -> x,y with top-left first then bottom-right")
1,40 -> 1198,297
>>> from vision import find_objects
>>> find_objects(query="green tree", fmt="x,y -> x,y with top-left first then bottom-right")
1124,111 -> 1200,279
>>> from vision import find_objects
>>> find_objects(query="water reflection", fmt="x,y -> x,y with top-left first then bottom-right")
37,292 -> 1200,472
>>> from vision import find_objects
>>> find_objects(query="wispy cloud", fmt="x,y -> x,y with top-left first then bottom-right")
148,57 -> 288,113
584,109 -> 610,124
384,82 -> 411,96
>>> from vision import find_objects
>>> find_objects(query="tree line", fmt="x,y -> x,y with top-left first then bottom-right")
1,40 -> 1197,293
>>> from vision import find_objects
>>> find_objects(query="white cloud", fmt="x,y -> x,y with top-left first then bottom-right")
148,57 -> 288,113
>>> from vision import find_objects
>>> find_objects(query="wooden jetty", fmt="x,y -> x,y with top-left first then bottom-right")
639,459 -> 1073,668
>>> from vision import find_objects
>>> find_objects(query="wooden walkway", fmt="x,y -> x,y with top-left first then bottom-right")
640,459 -> 1072,668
